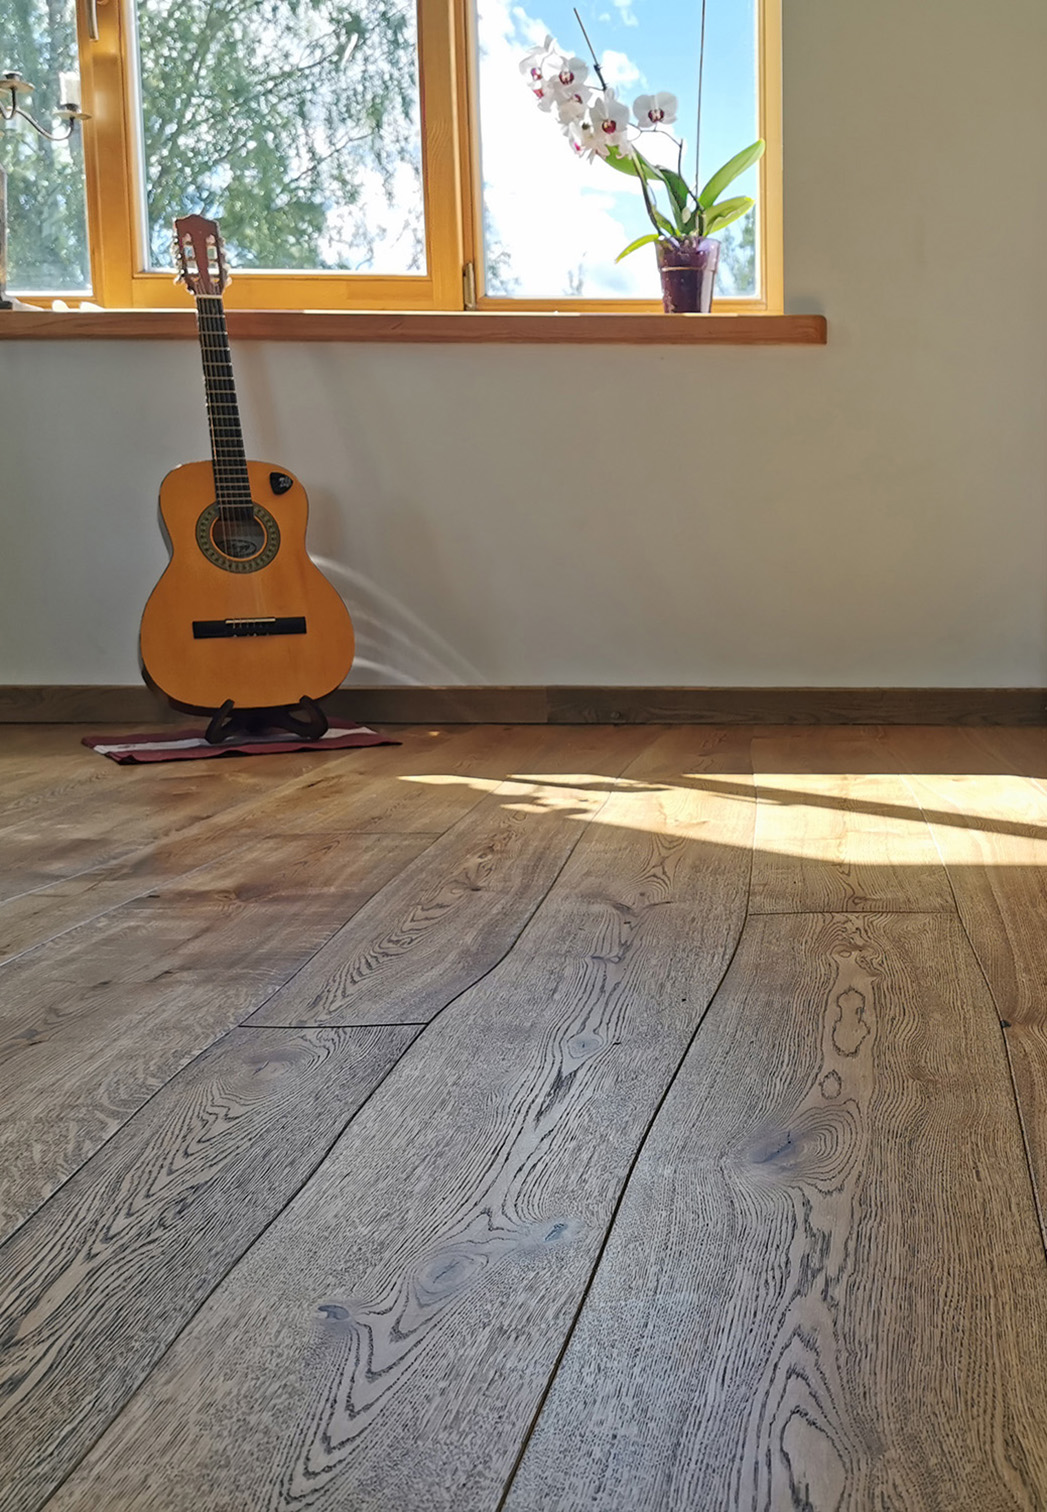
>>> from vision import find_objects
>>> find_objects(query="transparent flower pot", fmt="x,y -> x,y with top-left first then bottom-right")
655,236 -> 720,314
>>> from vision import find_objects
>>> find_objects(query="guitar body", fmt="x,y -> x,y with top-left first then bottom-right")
140,459 -> 354,711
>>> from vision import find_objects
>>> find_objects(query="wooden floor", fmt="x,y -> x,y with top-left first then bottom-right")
3,722 -> 1047,1510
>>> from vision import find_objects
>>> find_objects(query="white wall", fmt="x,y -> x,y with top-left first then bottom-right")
3,0 -> 1047,688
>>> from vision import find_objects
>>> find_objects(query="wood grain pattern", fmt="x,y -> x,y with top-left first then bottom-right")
0,833 -> 429,1240
42,728 -> 755,1512
0,727 -> 642,1235
0,310 -> 828,344
882,725 -> 1047,1245
748,727 -> 954,912
0,723 -> 499,923
0,817 -> 433,965
247,722 -> 591,835
0,742 -> 383,904
248,725 -> 654,1026
0,726 -> 143,814
5,724 -> 1047,1512
0,1025 -> 417,1512
505,912 -> 1047,1511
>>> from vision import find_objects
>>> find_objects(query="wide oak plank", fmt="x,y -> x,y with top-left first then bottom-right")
0,832 -> 429,1239
43,727 -> 755,1512
0,722 -> 507,905
0,740 -> 390,903
250,721 -> 589,835
248,725 -> 654,1026
0,1025 -> 417,1512
0,723 -> 485,956
748,727 -> 953,912
883,725 -> 1047,1246
506,913 -> 1047,1511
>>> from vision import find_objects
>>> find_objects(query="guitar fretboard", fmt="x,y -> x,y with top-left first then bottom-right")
195,295 -> 252,520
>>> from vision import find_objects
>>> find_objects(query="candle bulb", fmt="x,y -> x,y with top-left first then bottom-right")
58,70 -> 80,109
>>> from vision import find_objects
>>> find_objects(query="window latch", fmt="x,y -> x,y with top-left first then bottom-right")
463,261 -> 477,312
85,0 -> 109,43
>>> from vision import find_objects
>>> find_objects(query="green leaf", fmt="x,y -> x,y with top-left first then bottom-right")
698,139 -> 765,210
704,197 -> 755,236
615,232 -> 660,263
603,147 -> 663,181
658,166 -> 694,226
601,150 -> 675,234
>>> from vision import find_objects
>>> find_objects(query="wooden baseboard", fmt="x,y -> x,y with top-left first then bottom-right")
0,685 -> 177,724
2,684 -> 1045,726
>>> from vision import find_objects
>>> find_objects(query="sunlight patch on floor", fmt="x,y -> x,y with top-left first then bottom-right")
398,770 -> 1047,861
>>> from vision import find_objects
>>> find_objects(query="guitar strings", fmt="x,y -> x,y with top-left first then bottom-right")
196,295 -> 253,525
194,293 -> 269,625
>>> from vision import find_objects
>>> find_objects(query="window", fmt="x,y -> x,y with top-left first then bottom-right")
0,0 -> 91,294
1,0 -> 781,312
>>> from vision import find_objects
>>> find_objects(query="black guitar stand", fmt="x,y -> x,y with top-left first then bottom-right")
204,694 -> 329,746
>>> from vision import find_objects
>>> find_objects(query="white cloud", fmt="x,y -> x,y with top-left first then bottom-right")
477,0 -> 658,299
611,0 -> 639,26
319,158 -> 425,273
601,49 -> 642,90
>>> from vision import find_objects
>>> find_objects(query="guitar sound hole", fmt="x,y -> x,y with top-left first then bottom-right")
196,501 -> 280,574
211,515 -> 266,560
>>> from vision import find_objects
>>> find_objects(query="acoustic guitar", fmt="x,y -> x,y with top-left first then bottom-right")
139,214 -> 354,717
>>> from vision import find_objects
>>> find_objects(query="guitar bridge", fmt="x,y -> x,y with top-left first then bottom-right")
192,616 -> 307,639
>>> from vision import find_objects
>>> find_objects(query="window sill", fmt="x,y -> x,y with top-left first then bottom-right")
0,308 -> 826,345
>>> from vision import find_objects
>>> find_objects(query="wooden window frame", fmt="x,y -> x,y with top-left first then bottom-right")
69,0 -> 782,314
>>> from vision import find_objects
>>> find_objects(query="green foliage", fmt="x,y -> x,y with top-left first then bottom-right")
656,166 -> 692,222
698,139 -> 765,212
137,0 -> 421,270
614,231 -> 659,263
0,0 -> 90,291
1,0 -> 421,291
717,207 -> 756,296
482,203 -> 518,296
702,194 -> 754,236
603,146 -> 650,180
610,138 -> 764,266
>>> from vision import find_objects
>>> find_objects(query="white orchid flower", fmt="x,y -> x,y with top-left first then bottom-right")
552,56 -> 588,91
588,90 -> 634,156
633,91 -> 678,126
519,34 -> 558,83
567,116 -> 601,161
555,88 -> 590,128
548,56 -> 590,125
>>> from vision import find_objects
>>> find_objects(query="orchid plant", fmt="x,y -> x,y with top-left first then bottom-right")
521,21 -> 765,263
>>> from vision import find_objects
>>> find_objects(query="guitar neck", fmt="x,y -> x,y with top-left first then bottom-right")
194,294 -> 251,515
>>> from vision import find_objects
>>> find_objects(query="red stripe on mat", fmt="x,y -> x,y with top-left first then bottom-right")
83,721 -> 398,764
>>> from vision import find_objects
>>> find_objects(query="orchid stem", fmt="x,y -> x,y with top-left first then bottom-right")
695,0 -> 707,193
573,7 -> 607,91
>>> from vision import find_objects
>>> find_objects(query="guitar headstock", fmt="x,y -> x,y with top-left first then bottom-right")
173,215 -> 229,297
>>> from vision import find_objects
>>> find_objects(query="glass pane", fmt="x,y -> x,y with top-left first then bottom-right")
134,0 -> 426,274
475,0 -> 759,300
0,0 -> 90,294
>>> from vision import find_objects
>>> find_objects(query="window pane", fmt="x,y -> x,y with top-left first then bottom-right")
0,0 -> 90,294
133,0 -> 426,274
475,0 -> 759,300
